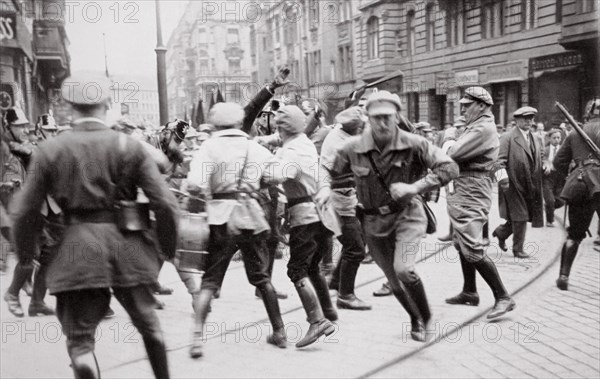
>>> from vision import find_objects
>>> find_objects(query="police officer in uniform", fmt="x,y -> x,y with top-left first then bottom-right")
328,91 -> 459,341
445,87 -> 516,319
554,98 -> 600,290
11,73 -> 179,378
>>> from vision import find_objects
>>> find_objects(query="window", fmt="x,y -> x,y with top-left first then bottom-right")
227,28 -> 239,44
366,16 -> 379,59
482,0 -> 504,38
228,59 -> 241,74
580,0 -> 597,13
275,16 -> 280,44
337,45 -> 353,80
250,27 -> 256,56
339,0 -> 352,22
446,2 -> 465,47
425,4 -> 435,51
556,0 -> 562,23
197,28 -> 207,43
407,92 -> 419,122
407,10 -> 416,55
521,0 -> 537,30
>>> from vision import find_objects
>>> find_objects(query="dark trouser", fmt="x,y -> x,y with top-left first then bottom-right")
330,216 -> 366,293
31,247 -> 53,303
543,175 -> 565,223
200,225 -> 271,292
567,197 -> 600,241
56,285 -> 169,378
493,220 -> 527,253
287,222 -> 333,283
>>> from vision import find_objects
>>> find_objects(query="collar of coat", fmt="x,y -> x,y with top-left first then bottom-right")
212,129 -> 250,138
70,118 -> 107,130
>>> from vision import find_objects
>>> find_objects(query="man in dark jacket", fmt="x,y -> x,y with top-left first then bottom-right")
493,107 -> 544,258
11,73 -> 179,379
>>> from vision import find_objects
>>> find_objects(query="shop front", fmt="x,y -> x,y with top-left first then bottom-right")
485,60 -> 527,127
529,51 -> 584,128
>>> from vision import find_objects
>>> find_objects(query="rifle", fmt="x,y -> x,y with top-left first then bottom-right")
555,102 -> 600,161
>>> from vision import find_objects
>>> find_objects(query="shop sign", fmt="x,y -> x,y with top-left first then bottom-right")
454,69 -> 479,86
486,60 -> 526,83
0,14 -> 16,41
530,51 -> 582,72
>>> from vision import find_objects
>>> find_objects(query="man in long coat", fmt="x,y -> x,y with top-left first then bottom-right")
11,73 -> 179,379
493,106 -> 544,258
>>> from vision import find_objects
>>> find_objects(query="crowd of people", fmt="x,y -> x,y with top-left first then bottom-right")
1,67 -> 599,379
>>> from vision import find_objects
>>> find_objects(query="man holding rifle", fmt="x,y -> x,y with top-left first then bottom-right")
554,98 -> 600,290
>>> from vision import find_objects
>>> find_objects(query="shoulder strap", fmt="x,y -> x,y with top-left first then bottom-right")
366,152 -> 392,198
236,141 -> 250,191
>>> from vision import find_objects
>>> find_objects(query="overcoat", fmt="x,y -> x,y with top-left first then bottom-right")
497,127 -> 544,226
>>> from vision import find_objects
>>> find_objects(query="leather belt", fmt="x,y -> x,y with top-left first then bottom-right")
459,170 -> 490,178
66,210 -> 115,224
288,196 -> 313,207
212,192 -> 246,200
361,202 -> 404,216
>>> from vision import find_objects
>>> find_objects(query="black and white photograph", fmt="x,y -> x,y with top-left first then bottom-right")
1,0 -> 599,377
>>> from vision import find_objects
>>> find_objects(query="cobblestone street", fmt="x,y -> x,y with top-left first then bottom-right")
2,197 -> 598,378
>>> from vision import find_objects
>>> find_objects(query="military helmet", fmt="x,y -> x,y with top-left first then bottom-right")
584,97 -> 600,121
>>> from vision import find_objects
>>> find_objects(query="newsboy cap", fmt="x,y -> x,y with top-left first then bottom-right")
208,102 -> 245,128
513,106 -> 538,118
365,91 -> 402,115
334,106 -> 364,128
275,105 -> 307,134
459,87 -> 494,106
61,72 -> 112,105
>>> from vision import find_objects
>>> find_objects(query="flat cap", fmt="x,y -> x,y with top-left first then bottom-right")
365,90 -> 402,115
61,72 -> 112,105
459,87 -> 493,106
513,106 -> 537,118
208,102 -> 245,127
275,105 -> 307,134
334,106 -> 364,128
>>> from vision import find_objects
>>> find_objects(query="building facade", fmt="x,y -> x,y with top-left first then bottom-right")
166,1 -> 253,123
249,0 -> 597,128
107,75 -> 160,128
1,0 -> 70,125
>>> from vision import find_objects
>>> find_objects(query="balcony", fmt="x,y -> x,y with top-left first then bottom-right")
33,19 -> 69,84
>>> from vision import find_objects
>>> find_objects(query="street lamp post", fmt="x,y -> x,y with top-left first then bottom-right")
155,0 -> 169,125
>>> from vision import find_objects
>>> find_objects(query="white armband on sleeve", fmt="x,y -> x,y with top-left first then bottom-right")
494,169 -> 508,182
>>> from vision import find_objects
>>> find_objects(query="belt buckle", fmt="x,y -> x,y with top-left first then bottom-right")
378,205 -> 391,215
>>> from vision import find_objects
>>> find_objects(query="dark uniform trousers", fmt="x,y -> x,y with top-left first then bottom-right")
287,222 -> 333,283
568,196 -> 600,242
200,225 -> 271,292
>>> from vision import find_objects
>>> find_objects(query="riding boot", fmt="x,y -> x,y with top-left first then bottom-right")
257,282 -> 287,348
29,262 -> 55,316
557,239 -> 580,291
446,252 -> 480,306
70,352 -> 100,379
310,273 -> 338,321
472,256 -> 515,319
4,262 -> 33,317
337,260 -> 371,310
294,277 -> 335,348
391,284 -> 425,342
190,288 -> 214,358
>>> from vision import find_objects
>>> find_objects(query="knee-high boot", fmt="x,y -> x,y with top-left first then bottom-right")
445,252 -> 480,306
472,256 -> 516,319
257,282 -> 287,348
70,352 -> 100,379
29,261 -> 55,316
190,288 -> 214,358
337,260 -> 371,310
405,278 -> 432,341
141,331 -> 170,379
391,283 -> 425,342
4,262 -> 33,317
556,239 -> 580,290
309,273 -> 338,321
294,277 -> 335,348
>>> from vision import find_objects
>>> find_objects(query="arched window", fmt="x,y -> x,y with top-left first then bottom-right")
407,10 -> 416,55
366,16 -> 379,60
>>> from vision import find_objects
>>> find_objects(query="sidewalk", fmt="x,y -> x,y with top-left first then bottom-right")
1,195 -> 596,378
